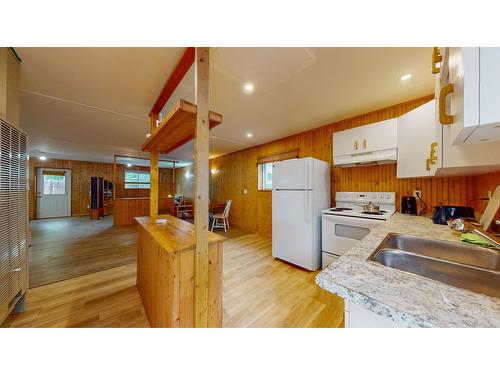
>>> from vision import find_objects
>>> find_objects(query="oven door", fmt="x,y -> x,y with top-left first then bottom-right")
322,214 -> 383,257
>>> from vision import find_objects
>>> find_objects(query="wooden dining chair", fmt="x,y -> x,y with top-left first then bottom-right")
211,200 -> 232,232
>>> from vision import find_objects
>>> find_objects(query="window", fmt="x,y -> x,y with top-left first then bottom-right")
43,172 -> 66,195
125,170 -> 150,189
258,162 -> 273,190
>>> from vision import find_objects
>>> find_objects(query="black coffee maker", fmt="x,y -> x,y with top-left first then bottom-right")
401,196 -> 417,215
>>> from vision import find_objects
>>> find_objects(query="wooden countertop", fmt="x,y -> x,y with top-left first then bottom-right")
135,215 -> 225,254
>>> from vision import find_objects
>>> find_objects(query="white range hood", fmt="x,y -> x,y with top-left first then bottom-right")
333,118 -> 398,168
333,148 -> 397,167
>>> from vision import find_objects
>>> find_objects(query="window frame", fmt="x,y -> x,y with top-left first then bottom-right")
257,162 -> 273,191
124,170 -> 151,189
42,173 -> 67,195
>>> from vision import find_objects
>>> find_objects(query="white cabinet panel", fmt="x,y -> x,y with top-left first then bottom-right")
333,126 -> 361,156
333,118 -> 398,166
479,48 -> 500,127
361,118 -> 398,153
435,80 -> 500,176
448,47 -> 480,145
345,301 -> 408,328
397,100 -> 437,178
443,47 -> 500,145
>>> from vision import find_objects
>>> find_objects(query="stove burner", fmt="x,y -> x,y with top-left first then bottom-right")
329,207 -> 353,212
362,210 -> 387,215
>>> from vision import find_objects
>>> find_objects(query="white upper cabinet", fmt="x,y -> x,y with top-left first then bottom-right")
361,119 -> 398,154
440,47 -> 500,145
476,48 -> 500,142
432,47 -> 500,176
333,126 -> 363,157
397,100 -> 437,178
333,119 -> 397,167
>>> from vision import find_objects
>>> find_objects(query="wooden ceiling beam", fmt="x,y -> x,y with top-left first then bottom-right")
149,47 -> 195,116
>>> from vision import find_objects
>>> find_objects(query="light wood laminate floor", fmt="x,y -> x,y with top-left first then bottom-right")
29,216 -> 137,287
4,224 -> 343,327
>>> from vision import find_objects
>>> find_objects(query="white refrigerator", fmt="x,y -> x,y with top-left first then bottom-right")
272,157 -> 330,271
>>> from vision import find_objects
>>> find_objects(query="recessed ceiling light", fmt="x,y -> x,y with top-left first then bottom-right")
246,132 -> 253,138
126,163 -> 132,167
400,74 -> 412,81
243,82 -> 254,94
39,156 -> 47,161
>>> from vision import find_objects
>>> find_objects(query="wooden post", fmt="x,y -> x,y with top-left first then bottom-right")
172,161 -> 176,194
150,112 -> 158,134
150,114 -> 159,219
194,47 -> 210,327
112,155 -> 117,201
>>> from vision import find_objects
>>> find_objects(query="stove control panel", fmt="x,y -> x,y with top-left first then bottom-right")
335,191 -> 396,205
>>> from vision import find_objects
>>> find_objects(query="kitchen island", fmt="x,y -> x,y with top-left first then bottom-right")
136,215 -> 225,327
316,213 -> 500,328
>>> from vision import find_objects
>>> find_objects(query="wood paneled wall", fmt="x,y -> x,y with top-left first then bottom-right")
472,171 -> 500,221
29,158 -> 175,220
114,165 -> 174,199
29,158 -> 114,220
176,94 -> 500,237
175,164 -> 194,199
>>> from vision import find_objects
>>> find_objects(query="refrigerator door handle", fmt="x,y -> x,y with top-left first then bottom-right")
304,161 -> 308,189
304,191 -> 311,223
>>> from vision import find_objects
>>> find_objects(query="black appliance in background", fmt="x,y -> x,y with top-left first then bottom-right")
432,205 -> 475,225
401,196 -> 417,215
90,176 -> 104,220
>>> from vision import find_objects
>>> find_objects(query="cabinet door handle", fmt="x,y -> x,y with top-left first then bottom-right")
426,142 -> 438,171
363,139 -> 367,149
439,83 -> 454,125
354,140 -> 358,151
432,47 -> 442,74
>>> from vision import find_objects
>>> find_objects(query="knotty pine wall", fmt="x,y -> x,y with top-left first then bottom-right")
114,164 -> 174,199
29,158 -> 174,220
176,95 -> 500,237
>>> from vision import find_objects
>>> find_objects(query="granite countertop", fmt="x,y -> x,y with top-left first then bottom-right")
316,213 -> 500,328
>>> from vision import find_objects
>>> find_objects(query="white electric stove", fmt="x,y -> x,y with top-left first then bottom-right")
321,191 -> 396,268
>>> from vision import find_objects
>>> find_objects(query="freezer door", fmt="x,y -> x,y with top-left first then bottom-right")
272,158 -> 312,190
272,190 -> 320,270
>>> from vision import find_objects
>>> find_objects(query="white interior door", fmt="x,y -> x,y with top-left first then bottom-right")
36,168 -> 71,219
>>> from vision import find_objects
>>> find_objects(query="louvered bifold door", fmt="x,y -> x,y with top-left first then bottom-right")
18,131 -> 28,292
1,121 -> 11,314
9,126 -> 21,298
0,119 -> 28,322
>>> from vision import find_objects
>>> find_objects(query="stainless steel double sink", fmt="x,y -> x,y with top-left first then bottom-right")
368,233 -> 500,299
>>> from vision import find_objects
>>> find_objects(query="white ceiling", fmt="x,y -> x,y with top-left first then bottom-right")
18,47 -> 434,165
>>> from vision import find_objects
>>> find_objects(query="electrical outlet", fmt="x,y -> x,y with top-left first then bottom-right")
413,190 -> 422,198
87,205 -> 90,209
243,189 -> 248,194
